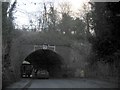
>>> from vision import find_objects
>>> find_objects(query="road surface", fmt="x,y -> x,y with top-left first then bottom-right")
5,78 -> 118,89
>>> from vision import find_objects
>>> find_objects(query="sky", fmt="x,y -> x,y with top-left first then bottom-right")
10,0 -> 90,28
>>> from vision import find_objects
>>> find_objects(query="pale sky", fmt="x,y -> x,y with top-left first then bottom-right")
10,0 -> 90,28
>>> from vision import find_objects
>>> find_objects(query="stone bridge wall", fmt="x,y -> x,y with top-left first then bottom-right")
10,41 -> 72,79
9,33 -> 88,80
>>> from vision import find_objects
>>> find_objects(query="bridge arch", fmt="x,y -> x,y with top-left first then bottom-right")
22,49 -> 64,78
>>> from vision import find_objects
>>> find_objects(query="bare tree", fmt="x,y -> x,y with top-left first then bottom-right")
80,3 -> 92,41
58,2 -> 72,15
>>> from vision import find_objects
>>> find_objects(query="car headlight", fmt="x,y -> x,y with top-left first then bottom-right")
30,75 -> 32,77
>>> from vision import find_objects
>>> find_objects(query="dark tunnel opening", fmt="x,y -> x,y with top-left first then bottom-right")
21,49 -> 64,78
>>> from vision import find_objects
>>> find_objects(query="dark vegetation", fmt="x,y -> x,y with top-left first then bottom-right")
86,3 -> 120,85
2,2 -> 17,87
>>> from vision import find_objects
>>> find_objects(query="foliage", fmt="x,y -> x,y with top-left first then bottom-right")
2,1 -> 17,87
88,2 -> 120,63
58,13 -> 74,35
2,1 -> 17,46
16,2 -> 87,42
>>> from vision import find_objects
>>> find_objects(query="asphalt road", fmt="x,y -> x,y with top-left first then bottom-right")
23,78 -> 117,88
